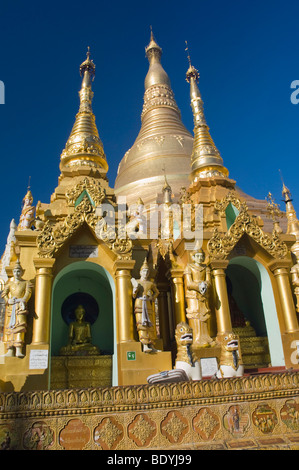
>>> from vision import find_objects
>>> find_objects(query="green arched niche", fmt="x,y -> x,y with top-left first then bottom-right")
50,261 -> 117,380
227,256 -> 285,367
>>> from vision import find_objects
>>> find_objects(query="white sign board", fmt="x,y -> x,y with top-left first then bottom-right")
29,349 -> 49,370
200,357 -> 218,377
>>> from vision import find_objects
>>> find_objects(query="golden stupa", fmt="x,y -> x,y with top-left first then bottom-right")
0,35 -> 299,451
114,31 -> 194,205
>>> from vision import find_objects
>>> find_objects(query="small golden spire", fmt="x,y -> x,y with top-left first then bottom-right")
185,41 -> 199,81
185,43 -> 228,181
80,46 -> 96,85
60,48 -> 108,176
18,182 -> 35,231
280,174 -> 299,238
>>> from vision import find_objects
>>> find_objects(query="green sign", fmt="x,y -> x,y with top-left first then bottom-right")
127,351 -> 136,361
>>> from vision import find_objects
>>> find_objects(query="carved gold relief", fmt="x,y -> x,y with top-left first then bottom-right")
142,84 -> 179,117
0,425 -> 18,450
1,373 -> 299,449
214,191 -> 243,214
223,405 -> 250,437
252,405 -> 278,434
23,421 -> 54,450
65,177 -> 106,207
193,407 -> 220,440
280,400 -> 299,431
37,196 -> 98,257
208,197 -> 288,260
128,413 -> 157,447
94,417 -> 123,449
37,191 -> 132,260
161,411 -> 189,444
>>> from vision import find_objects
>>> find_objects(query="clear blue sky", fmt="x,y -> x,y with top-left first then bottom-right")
0,0 -> 298,253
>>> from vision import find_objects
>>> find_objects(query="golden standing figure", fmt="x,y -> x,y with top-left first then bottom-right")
184,246 -> 214,347
291,262 -> 299,313
2,259 -> 32,357
60,304 -> 100,356
18,189 -> 35,231
131,258 -> 159,353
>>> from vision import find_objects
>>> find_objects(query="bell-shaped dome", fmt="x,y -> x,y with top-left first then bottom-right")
114,32 -> 193,206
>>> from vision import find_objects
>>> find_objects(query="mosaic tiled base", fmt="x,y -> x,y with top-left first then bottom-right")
1,372 -> 299,450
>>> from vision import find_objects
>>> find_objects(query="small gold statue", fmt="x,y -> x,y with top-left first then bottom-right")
2,259 -> 32,357
291,262 -> 299,313
131,258 -> 159,353
60,304 -> 100,356
18,189 -> 36,231
184,245 -> 214,347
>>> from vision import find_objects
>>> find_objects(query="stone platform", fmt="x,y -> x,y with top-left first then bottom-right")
0,370 -> 299,450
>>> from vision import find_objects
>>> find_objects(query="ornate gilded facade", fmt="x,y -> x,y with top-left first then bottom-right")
1,33 -> 299,450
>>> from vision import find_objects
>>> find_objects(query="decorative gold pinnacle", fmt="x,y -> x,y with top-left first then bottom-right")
60,48 -> 108,176
80,46 -> 96,80
185,43 -> 228,181
281,182 -> 299,238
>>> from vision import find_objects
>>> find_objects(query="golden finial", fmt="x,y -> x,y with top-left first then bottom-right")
80,46 -> 95,80
23,176 -> 33,203
185,40 -> 192,67
145,27 -> 162,58
279,169 -> 293,203
185,41 -> 199,82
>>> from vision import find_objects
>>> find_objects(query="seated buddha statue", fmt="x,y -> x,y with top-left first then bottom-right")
60,304 -> 100,356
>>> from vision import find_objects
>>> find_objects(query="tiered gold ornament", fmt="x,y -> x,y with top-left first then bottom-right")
185,55 -> 229,182
60,48 -> 108,177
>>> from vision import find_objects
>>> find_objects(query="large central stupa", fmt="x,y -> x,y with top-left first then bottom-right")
114,32 -> 194,205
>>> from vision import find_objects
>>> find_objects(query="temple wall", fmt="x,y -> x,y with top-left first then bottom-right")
1,371 -> 299,450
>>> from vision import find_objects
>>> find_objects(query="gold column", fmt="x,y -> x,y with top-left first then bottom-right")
210,260 -> 232,337
269,260 -> 299,333
167,267 -> 186,328
113,260 -> 136,343
157,282 -> 171,350
32,258 -> 56,344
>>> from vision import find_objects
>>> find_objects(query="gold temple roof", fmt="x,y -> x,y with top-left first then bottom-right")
114,32 -> 193,205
